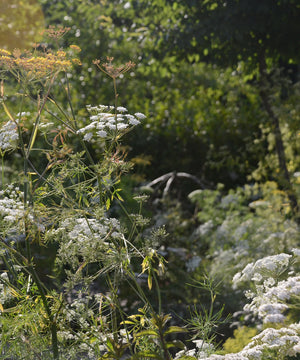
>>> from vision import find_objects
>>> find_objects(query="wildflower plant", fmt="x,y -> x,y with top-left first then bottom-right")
172,251 -> 300,360
232,251 -> 300,326
211,250 -> 300,360
0,27 -> 168,359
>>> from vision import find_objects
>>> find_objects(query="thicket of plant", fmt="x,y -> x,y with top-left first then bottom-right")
0,1 -> 299,359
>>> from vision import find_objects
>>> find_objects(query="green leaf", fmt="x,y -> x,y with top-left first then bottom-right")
27,118 -> 39,155
132,351 -> 164,360
2,102 -> 15,122
106,338 -> 114,352
165,340 -> 185,349
164,326 -> 188,335
147,273 -> 153,290
116,192 -> 124,201
106,197 -> 111,210
90,337 -> 97,344
120,320 -> 135,325
135,329 -> 158,338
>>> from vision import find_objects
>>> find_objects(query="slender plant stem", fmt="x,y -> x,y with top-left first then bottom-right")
29,266 -> 59,359
1,154 -> 4,191
0,238 -> 59,358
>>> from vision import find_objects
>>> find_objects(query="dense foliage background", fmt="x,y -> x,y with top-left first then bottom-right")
35,0 -> 300,187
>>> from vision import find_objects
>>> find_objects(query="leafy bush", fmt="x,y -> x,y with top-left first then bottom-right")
223,327 -> 258,354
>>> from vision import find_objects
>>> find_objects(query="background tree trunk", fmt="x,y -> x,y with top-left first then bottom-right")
259,54 -> 299,217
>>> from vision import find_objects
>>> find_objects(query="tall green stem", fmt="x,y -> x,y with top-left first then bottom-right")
29,266 -> 59,359
1,153 -> 4,191
0,238 -> 59,359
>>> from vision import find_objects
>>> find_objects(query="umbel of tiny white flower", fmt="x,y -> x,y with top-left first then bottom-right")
0,120 -> 19,152
77,105 -> 146,141
232,253 -> 292,286
232,250 -> 300,326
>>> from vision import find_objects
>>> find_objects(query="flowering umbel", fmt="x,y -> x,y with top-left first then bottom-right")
0,120 -> 19,154
0,30 -> 81,82
0,48 -> 77,79
93,57 -> 135,79
77,105 -> 146,141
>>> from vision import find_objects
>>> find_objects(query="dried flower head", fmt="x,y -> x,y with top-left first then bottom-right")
42,25 -> 71,40
93,57 -> 135,79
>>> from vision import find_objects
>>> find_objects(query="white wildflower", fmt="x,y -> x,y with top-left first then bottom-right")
263,277 -> 275,288
258,303 -> 288,322
292,248 -> 300,256
106,123 -> 116,130
134,112 -> 146,119
186,255 -> 201,272
0,120 -> 19,151
78,105 -> 144,141
0,188 -> 24,223
47,216 -> 123,267
246,348 -> 263,359
266,276 -> 300,300
252,272 -> 262,282
197,220 -> 214,236
220,193 -> 238,208
254,253 -> 291,272
83,132 -> 93,141
39,122 -> 54,130
233,253 -> 292,285
16,112 -> 30,117
128,117 -> 140,125
293,343 -> 300,352
116,106 -> 127,113
263,313 -> 286,323
200,325 -> 299,360
96,130 -> 107,138
175,348 -> 196,359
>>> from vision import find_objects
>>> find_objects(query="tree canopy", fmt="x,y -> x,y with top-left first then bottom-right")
143,0 -> 300,67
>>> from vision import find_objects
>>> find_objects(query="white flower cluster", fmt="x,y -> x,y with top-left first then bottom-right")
208,199 -> 300,284
232,251 -> 300,324
175,339 -> 215,359
77,105 -> 146,141
58,295 -> 131,358
16,112 -> 30,117
194,220 -> 214,237
240,324 -> 300,359
0,185 -> 48,236
0,185 -> 24,224
47,216 -> 124,267
188,324 -> 300,360
243,275 -> 300,324
55,216 -> 121,243
232,253 -> 292,286
186,255 -> 202,272
0,120 -> 19,152
0,272 -> 14,305
0,266 -> 23,306
220,193 -> 239,208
